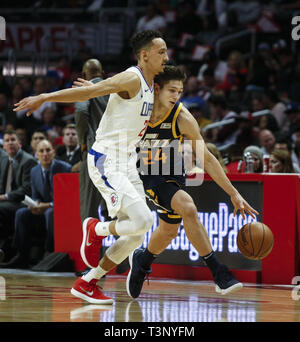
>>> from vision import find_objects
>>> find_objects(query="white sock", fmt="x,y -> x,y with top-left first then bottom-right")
82,265 -> 107,282
95,221 -> 111,236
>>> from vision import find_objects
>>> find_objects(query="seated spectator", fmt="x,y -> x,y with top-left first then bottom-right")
285,102 -> 300,136
206,143 -> 227,173
181,76 -> 205,110
136,3 -> 167,34
251,93 -> 279,134
29,129 -> 48,158
0,130 -> 38,262
39,107 -> 56,132
261,89 -> 289,134
246,42 -> 279,91
186,102 -> 211,131
206,93 -> 239,147
215,51 -> 248,96
236,112 -> 259,150
15,126 -> 31,154
291,123 -> 300,167
258,129 -> 276,156
222,143 -> 244,173
0,93 -> 17,129
176,0 -> 202,36
274,136 -> 300,173
270,149 -> 295,174
197,49 -> 227,84
55,123 -> 81,170
242,145 -> 263,173
16,77 -> 57,122
0,140 -> 72,269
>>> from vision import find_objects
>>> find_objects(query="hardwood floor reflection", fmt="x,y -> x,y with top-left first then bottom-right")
0,270 -> 299,322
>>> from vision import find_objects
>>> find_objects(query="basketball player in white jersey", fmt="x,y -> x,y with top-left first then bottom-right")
14,30 -> 169,304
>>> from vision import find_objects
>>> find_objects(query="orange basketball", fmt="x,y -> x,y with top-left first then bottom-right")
237,222 -> 274,260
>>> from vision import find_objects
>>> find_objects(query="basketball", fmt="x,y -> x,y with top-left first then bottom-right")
237,222 -> 274,260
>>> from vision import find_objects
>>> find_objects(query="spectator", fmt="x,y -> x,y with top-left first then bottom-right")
0,130 -> 38,262
0,64 -> 12,98
19,77 -> 33,97
288,61 -> 300,102
136,3 -> 167,34
274,136 -> 300,173
224,143 -> 244,173
206,93 -> 239,147
242,145 -> 263,173
197,49 -> 227,84
181,76 -> 205,110
0,93 -> 17,129
186,102 -> 211,131
176,0 -> 202,36
285,102 -> 300,136
270,149 -> 295,173
0,139 -> 72,269
17,77 -> 57,122
11,83 -> 24,108
55,123 -> 81,170
15,126 -> 31,154
29,129 -> 48,158
275,47 -> 295,94
215,51 -> 248,96
207,142 -> 228,173
258,129 -> 276,156
261,89 -> 288,134
39,107 -> 56,132
246,42 -> 279,91
198,67 -> 218,103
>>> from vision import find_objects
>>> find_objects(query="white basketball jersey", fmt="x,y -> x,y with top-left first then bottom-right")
93,66 -> 154,155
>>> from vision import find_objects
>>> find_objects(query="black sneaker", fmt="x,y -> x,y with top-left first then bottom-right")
126,248 -> 152,298
214,264 -> 243,295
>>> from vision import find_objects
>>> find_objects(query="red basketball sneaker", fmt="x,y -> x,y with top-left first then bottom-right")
80,217 -> 104,268
71,278 -> 113,304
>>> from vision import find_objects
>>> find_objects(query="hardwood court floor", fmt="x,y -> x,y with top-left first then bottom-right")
0,269 -> 299,323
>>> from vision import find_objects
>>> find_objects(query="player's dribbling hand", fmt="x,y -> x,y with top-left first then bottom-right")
14,94 -> 45,116
230,192 -> 259,220
72,78 -> 93,88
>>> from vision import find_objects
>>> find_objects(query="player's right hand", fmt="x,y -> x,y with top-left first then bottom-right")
14,94 -> 45,116
72,78 -> 93,88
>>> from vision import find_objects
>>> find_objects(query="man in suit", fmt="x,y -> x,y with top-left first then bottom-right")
55,123 -> 81,170
0,139 -> 72,268
74,59 -> 109,223
0,130 -> 38,261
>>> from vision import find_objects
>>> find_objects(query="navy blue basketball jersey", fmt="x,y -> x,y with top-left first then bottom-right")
137,101 -> 185,182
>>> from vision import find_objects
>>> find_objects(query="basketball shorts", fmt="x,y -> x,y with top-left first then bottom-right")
144,179 -> 183,224
88,148 -> 146,219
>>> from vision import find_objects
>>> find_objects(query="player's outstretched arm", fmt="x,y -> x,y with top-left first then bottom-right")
14,71 -> 141,116
178,106 -> 259,219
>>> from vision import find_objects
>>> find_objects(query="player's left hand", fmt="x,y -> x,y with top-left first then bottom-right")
230,192 -> 259,220
14,94 -> 45,116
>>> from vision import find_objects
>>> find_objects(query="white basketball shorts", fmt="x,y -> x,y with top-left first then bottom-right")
87,148 -> 145,218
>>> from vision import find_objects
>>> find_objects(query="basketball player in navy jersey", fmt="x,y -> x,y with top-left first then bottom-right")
126,65 -> 259,298
14,30 -> 169,304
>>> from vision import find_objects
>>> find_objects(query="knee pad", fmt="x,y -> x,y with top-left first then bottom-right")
105,234 -> 145,265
